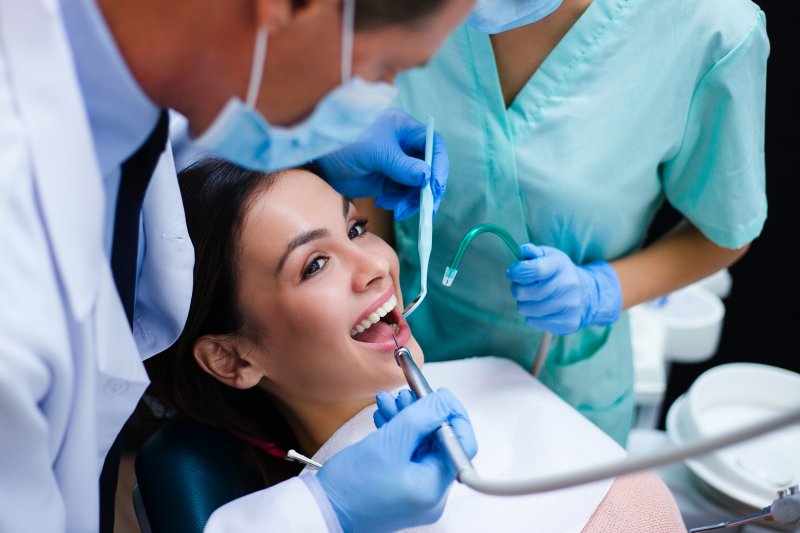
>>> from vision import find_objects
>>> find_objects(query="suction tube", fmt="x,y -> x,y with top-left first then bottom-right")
396,343 -> 800,495
441,223 -> 552,377
458,405 -> 800,495
437,224 -> 800,496
442,224 -> 523,286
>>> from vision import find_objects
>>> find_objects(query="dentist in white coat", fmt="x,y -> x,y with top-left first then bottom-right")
0,0 -> 478,530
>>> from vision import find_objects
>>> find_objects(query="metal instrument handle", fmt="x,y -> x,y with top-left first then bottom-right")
394,346 -> 475,477
689,485 -> 800,532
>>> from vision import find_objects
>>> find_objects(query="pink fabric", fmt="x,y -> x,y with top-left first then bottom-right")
582,472 -> 685,532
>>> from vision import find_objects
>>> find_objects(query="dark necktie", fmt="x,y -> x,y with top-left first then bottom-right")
111,110 -> 169,325
100,110 -> 169,532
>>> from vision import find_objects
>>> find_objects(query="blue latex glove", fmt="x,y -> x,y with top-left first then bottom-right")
373,389 -> 478,462
505,244 -> 623,335
315,108 -> 449,221
317,388 -> 476,533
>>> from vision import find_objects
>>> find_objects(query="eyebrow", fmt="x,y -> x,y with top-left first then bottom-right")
275,195 -> 353,274
342,194 -> 352,219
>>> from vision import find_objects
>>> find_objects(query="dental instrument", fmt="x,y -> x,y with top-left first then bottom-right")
688,486 -> 800,532
401,114 -> 435,319
392,334 -> 474,477
441,223 -> 553,377
231,429 -> 323,469
390,332 -> 800,508
425,221 -> 800,530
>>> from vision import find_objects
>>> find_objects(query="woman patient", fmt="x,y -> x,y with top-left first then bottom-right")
145,157 -> 685,532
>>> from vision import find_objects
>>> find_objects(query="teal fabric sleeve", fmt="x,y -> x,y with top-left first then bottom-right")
661,12 -> 769,249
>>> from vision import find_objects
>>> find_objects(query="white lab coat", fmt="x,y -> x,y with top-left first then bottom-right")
0,0 -> 326,530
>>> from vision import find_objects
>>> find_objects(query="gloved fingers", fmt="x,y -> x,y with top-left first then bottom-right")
524,312 -> 582,335
519,243 -> 547,260
383,147 -> 429,187
372,120 -> 429,187
430,131 -> 449,216
375,390 -> 399,427
509,280 -> 559,302
432,192 -> 444,218
375,181 -> 413,209
414,409 -> 475,462
506,251 -> 566,284
516,296 -> 577,321
447,412 -> 478,459
411,435 -> 436,461
505,261 -> 548,285
377,109 -> 445,188
381,388 -> 471,456
392,110 -> 428,159
405,455 -> 453,510
327,173 -> 385,199
396,388 -> 417,411
389,188 -> 423,221
373,410 -> 388,429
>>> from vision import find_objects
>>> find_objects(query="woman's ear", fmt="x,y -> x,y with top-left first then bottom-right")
193,335 -> 265,389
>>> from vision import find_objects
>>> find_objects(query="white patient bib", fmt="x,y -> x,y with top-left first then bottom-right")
304,357 -> 626,532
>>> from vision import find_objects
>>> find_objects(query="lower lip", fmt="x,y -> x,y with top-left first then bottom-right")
354,309 -> 412,352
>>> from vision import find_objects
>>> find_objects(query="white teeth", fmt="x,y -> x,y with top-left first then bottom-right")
351,294 -> 398,337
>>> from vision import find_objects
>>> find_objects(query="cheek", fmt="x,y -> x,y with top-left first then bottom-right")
275,282 -> 349,341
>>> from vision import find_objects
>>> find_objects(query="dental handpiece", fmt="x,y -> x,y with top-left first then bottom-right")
388,343 -> 800,500
392,340 -> 475,480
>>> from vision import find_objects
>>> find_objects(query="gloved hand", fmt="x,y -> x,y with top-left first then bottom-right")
317,388 -> 476,533
315,108 -> 449,221
374,389 -> 478,462
505,244 -> 622,335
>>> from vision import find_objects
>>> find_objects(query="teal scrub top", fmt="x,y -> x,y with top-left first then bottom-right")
394,0 -> 768,445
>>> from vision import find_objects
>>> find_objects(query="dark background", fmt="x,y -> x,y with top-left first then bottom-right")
656,0 -> 800,428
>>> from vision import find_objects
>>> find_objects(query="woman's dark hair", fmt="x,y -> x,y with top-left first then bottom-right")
145,157 -> 300,486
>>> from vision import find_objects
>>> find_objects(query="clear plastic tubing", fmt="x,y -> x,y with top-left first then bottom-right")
442,223 -> 523,286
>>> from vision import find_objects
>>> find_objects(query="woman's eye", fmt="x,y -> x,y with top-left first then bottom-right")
348,218 -> 369,240
302,256 -> 328,279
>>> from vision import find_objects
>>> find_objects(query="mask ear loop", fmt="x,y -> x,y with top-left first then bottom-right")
246,28 -> 269,108
341,0 -> 355,82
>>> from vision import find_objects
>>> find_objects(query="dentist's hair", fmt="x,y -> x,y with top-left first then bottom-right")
289,0 -> 452,30
145,157 -> 299,485
354,0 -> 453,30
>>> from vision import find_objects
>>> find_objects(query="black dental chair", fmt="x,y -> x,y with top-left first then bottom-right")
134,415 -> 262,533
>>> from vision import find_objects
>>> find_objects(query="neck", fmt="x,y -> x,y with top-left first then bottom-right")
97,0 -> 254,132
490,0 -> 593,107
272,394 -> 374,456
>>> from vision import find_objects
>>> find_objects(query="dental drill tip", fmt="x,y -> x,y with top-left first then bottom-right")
391,332 -> 399,349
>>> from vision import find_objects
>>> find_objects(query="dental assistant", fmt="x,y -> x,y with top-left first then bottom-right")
0,0 -> 476,531
391,0 -> 768,444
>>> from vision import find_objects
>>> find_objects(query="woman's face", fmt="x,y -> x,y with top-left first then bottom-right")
234,170 -> 422,407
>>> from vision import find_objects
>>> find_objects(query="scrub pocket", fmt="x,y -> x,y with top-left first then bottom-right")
539,314 -> 635,446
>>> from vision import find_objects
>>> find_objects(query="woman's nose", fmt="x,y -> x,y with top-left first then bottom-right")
351,248 -> 391,292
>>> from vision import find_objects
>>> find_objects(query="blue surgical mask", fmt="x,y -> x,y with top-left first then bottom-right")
467,0 -> 563,34
195,0 -> 398,171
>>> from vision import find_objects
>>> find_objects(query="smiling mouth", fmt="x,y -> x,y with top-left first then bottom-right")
351,294 -> 401,343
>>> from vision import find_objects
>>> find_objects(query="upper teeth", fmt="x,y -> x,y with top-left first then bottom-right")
351,294 -> 397,336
